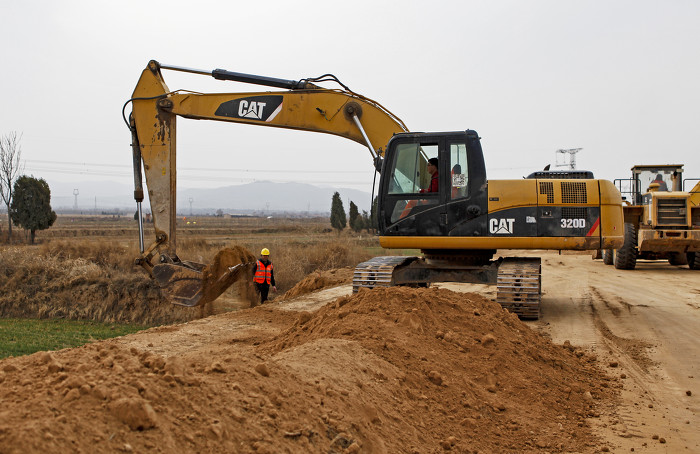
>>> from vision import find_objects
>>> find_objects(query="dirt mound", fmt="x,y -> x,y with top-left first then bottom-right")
202,246 -> 256,292
279,267 -> 353,301
0,286 -> 618,453
199,246 -> 258,315
265,287 -> 619,452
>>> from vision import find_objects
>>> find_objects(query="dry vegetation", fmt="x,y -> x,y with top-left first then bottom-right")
0,214 -> 396,326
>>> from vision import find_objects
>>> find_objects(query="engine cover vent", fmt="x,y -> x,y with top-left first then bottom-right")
561,181 -> 587,204
539,181 -> 554,203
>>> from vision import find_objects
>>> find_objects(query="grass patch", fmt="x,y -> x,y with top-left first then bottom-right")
0,318 -> 146,359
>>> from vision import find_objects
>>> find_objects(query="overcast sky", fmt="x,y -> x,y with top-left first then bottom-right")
2,0 -> 699,205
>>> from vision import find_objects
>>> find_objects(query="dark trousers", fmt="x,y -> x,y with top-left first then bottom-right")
255,283 -> 270,303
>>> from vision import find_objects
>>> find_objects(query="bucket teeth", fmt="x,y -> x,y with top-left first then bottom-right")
152,263 -> 206,307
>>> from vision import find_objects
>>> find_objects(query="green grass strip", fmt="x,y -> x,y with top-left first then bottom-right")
0,319 -> 146,359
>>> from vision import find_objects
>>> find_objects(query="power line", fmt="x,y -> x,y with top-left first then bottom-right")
23,159 -> 367,174
23,159 -> 536,188
22,166 -> 373,186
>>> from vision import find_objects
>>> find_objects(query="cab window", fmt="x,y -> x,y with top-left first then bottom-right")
636,169 -> 672,192
388,143 -> 439,194
450,142 -> 468,199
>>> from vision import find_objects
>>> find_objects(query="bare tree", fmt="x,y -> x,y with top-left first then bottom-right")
0,131 -> 24,241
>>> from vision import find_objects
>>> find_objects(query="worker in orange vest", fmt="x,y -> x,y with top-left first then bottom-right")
253,248 -> 276,304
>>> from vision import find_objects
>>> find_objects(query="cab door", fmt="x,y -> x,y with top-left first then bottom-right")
378,134 -> 447,236
444,132 -> 489,237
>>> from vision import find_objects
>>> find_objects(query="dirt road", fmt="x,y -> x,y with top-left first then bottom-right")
534,251 -> 699,452
447,250 -> 700,452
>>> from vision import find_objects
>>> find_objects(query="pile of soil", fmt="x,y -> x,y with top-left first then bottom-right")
278,267 -> 354,301
0,286 -> 619,453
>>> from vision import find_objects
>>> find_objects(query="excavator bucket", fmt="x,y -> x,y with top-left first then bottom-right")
152,247 -> 256,307
153,261 -> 207,306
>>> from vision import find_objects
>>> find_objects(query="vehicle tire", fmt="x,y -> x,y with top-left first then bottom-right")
602,249 -> 614,265
687,252 -> 700,270
614,223 -> 638,270
668,252 -> 688,266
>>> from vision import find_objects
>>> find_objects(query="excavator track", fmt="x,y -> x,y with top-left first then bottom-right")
354,255 -> 541,320
496,257 -> 542,320
353,256 -> 416,292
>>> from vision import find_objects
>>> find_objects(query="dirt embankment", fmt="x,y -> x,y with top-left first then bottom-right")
0,245 -> 262,325
0,247 -> 195,325
278,267 -> 354,301
0,244 -> 358,325
0,286 -> 618,453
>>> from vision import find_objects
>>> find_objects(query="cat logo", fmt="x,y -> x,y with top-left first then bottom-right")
238,100 -> 267,119
214,95 -> 283,122
489,218 -> 515,234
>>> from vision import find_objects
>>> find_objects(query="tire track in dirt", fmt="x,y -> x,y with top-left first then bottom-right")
586,283 -> 698,451
586,287 -> 658,441
589,287 -> 656,373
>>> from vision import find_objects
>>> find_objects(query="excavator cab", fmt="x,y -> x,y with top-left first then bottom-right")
378,130 -> 487,238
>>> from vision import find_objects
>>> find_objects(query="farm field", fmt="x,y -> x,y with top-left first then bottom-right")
0,214 -> 698,453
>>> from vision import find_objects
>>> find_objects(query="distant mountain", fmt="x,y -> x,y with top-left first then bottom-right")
181,181 -> 372,213
48,180 -> 373,214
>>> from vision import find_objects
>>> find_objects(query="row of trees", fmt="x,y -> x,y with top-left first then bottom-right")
0,132 -> 57,244
329,191 -> 377,233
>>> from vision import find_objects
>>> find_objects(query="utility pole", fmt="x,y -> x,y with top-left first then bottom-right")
555,148 -> 583,170
188,197 -> 194,216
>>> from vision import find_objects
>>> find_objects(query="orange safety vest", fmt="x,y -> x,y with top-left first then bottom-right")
253,260 -> 273,284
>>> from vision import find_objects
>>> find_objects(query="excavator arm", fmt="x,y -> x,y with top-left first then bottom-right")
128,60 -> 408,306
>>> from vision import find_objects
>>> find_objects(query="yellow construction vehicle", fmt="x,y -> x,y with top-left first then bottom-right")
601,164 -> 700,269
126,60 -> 624,318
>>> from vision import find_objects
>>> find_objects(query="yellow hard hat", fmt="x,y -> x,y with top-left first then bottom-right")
261,248 -> 270,256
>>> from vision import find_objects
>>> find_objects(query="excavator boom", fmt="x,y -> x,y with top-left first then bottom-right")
128,60 -> 407,306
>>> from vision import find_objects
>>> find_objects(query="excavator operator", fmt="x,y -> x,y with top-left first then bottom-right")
253,248 -> 276,304
420,158 -> 439,193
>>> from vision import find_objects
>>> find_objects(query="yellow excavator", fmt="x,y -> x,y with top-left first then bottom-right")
126,60 -> 624,319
